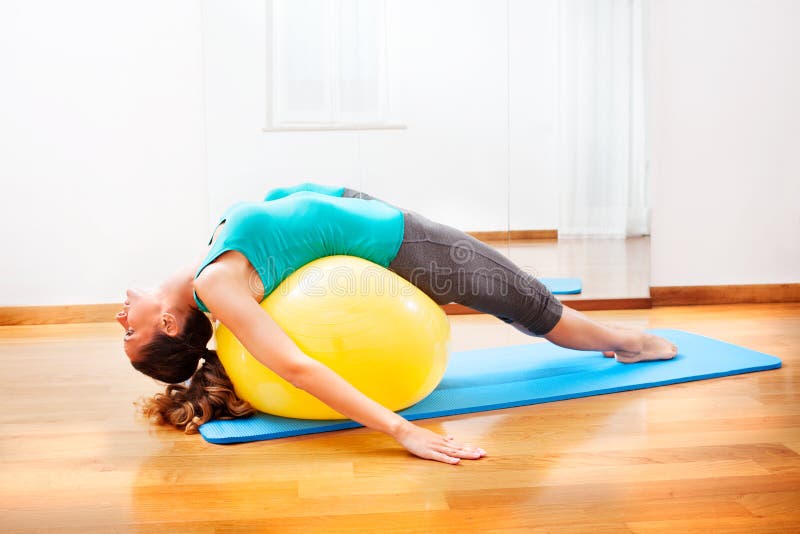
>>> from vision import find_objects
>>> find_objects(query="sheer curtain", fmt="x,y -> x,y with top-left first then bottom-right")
556,0 -> 650,237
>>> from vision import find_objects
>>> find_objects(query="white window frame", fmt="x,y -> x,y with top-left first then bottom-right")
263,0 -> 406,132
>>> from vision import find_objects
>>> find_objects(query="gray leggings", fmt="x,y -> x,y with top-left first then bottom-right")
342,188 -> 564,336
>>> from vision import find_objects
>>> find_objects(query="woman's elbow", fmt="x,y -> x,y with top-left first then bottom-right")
278,358 -> 316,390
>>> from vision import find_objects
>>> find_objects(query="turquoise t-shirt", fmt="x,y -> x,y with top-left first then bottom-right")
263,182 -> 346,202
193,187 -> 405,313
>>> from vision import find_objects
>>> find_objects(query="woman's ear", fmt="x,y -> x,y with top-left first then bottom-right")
161,313 -> 180,336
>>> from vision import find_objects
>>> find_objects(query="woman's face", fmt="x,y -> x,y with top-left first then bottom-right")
116,287 -> 164,361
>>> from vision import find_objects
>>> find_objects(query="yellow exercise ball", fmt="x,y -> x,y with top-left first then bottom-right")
214,255 -> 451,420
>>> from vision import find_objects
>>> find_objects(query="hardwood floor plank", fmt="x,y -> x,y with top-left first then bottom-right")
1,302 -> 799,531
627,515 -> 800,534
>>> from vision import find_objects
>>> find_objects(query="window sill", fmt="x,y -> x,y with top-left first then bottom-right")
262,123 -> 407,132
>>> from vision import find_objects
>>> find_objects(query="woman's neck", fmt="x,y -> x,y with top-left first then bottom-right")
163,262 -> 201,311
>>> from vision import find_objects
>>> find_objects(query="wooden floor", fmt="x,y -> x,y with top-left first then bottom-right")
1,302 -> 798,533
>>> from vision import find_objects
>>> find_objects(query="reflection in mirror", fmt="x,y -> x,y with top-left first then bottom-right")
348,0 -> 650,311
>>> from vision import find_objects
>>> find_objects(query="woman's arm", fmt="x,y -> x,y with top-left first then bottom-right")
194,265 -> 485,464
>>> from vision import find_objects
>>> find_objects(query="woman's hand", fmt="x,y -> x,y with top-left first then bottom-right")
393,421 -> 487,465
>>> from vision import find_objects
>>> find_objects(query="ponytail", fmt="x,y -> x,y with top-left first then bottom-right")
136,348 -> 254,433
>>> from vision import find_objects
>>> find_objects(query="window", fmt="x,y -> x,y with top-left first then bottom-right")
265,0 -> 403,131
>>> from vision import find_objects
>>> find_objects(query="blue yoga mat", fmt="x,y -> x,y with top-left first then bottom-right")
540,277 -> 582,294
199,329 -> 781,444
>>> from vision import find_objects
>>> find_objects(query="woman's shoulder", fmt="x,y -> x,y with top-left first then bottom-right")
193,253 -> 247,305
195,250 -> 248,283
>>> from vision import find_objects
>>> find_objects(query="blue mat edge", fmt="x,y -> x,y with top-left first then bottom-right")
540,277 -> 582,295
199,328 -> 782,444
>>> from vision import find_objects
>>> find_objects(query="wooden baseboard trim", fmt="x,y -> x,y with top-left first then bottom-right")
2,296 -> 654,326
468,229 -> 558,241
442,297 -> 652,316
561,298 -> 653,311
650,283 -> 800,306
0,304 -> 122,326
6,284 -> 795,326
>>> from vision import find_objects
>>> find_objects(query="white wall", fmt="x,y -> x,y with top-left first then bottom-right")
202,0 -> 561,232
4,0 -> 797,307
0,0 -> 209,305
0,0 -> 562,308
647,0 -> 800,286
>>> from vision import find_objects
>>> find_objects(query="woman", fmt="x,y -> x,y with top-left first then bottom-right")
118,182 -> 677,465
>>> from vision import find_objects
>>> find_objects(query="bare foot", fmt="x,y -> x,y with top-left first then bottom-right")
602,328 -> 678,363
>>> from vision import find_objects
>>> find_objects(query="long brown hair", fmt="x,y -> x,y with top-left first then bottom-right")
132,308 -> 255,433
